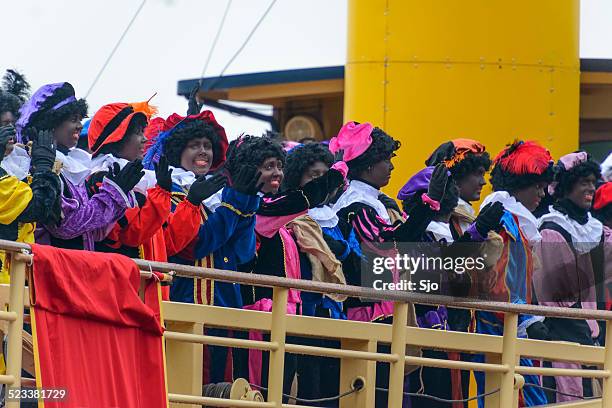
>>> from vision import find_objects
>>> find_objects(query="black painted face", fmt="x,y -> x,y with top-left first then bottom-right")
180,137 -> 214,176
456,166 -> 487,203
513,181 -> 548,212
258,157 -> 284,194
566,173 -> 597,210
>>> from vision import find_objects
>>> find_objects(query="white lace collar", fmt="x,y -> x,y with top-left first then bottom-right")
1,145 -> 31,180
333,180 -> 391,223
91,153 -> 157,194
170,168 -> 223,210
170,166 -> 196,190
308,205 -> 339,228
56,148 -> 92,186
481,191 -> 541,243
426,220 -> 454,243
539,206 -> 603,253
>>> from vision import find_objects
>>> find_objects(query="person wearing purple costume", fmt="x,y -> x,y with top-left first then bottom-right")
16,82 -> 143,251
398,166 -> 504,408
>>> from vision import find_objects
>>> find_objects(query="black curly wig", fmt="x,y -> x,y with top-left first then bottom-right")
282,143 -> 333,191
162,120 -> 221,168
490,165 -> 554,192
552,156 -> 602,200
347,127 -> 401,179
94,114 -> 148,158
225,135 -> 286,178
25,83 -> 88,134
450,152 -> 492,181
0,70 -> 30,120
401,180 -> 459,218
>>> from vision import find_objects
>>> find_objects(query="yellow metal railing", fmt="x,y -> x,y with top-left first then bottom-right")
0,239 -> 610,408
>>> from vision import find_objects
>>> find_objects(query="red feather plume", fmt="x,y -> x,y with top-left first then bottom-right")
494,140 -> 552,175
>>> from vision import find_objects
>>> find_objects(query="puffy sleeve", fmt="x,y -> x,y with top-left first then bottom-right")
164,195 -> 201,257
44,176 -> 133,240
193,187 -> 260,259
116,186 -> 172,247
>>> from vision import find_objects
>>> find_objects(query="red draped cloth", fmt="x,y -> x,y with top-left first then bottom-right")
29,244 -> 168,408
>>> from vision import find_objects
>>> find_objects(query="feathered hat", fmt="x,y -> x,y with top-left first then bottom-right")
426,138 -> 486,168
493,140 -> 552,176
88,101 -> 157,155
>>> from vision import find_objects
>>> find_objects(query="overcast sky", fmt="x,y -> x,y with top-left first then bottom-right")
4,0 -> 612,140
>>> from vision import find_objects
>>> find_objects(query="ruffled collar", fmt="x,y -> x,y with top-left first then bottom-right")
481,191 -> 541,243
170,166 -> 197,189
553,198 -> 589,225
426,221 -> 454,243
332,179 -> 391,223
539,206 -> 603,253
91,153 -> 157,194
55,148 -> 92,186
170,167 -> 223,210
308,205 -> 339,228
1,145 -> 31,180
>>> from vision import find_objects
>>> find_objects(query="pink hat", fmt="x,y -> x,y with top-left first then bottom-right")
328,121 -> 374,162
558,151 -> 588,171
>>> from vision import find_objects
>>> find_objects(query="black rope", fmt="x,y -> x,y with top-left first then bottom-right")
250,383 -> 359,404
522,382 -> 600,400
376,386 -> 501,404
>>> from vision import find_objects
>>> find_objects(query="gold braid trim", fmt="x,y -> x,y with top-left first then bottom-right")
220,202 -> 256,217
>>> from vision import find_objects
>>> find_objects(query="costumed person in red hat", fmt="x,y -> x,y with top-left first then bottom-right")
534,152 -> 607,402
145,111 -> 261,384
86,101 -> 194,300
232,135 -> 344,399
475,140 -> 552,407
16,82 -> 144,251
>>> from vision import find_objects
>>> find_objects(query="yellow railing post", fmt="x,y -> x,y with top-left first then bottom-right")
165,321 -> 203,408
5,251 -> 27,408
267,287 -> 288,407
602,319 -> 612,406
388,302 -> 408,408
500,313 -> 519,408
339,339 -> 376,408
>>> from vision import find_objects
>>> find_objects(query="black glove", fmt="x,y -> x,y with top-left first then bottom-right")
0,125 -> 15,156
526,321 -> 551,341
107,160 -> 145,195
333,149 -> 344,163
326,168 -> 344,193
475,202 -> 505,236
301,173 -> 331,208
187,84 -> 204,116
427,163 -> 449,202
231,165 -> 263,195
378,193 -> 401,213
187,173 -> 227,205
154,156 -> 173,192
30,128 -> 56,172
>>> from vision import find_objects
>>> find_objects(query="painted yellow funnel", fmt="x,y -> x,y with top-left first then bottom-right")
344,0 -> 580,199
